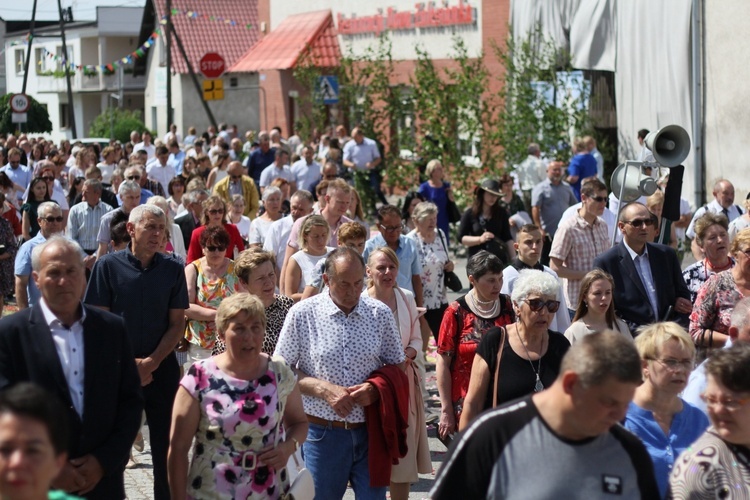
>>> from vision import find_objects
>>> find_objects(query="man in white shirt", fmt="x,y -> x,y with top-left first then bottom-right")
291,146 -> 322,192
686,179 -> 742,259
259,149 -> 295,193
263,190 -> 313,278
515,143 -> 546,212
146,146 -> 176,195
133,131 -> 156,160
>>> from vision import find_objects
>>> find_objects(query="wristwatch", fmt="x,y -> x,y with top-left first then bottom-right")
291,438 -> 300,452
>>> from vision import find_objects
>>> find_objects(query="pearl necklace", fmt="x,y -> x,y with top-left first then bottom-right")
466,289 -> 501,318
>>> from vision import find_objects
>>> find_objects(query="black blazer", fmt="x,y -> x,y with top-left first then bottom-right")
174,211 -> 198,254
0,304 -> 143,500
593,242 -> 690,334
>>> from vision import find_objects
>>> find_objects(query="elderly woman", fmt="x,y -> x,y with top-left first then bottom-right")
285,214 -> 334,302
689,227 -> 750,348
458,179 -> 514,263
436,250 -> 515,441
683,212 -> 733,303
213,249 -> 294,356
418,159 -> 454,239
669,343 -> 750,497
364,247 -> 431,500
147,196 -> 186,260
406,201 -> 453,342
624,323 -> 708,497
183,226 -> 242,366
248,186 -> 283,247
169,294 -> 308,500
459,269 -> 570,430
564,269 -> 630,343
186,195 -> 245,263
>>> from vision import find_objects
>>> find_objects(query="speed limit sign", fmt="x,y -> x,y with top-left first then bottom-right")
10,94 -> 31,113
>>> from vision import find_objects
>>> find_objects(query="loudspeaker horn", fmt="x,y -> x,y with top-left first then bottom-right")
644,125 -> 691,167
611,163 -> 659,202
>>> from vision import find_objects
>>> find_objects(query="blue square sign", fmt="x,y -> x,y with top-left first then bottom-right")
316,76 -> 339,105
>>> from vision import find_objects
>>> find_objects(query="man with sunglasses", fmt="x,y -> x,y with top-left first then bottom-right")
212,161 -> 259,218
14,202 -> 65,309
550,178 -> 611,315
594,202 -> 691,335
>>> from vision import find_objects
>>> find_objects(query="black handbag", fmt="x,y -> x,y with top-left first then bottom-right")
446,199 -> 461,224
438,229 -> 463,292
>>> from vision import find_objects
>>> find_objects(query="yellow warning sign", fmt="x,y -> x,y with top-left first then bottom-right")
202,79 -> 224,101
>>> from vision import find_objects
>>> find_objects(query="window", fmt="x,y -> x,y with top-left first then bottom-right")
14,49 -> 25,75
60,103 -> 70,129
35,48 -> 44,74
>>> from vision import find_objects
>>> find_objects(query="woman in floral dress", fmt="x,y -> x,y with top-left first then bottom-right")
169,293 -> 308,500
406,201 -> 453,342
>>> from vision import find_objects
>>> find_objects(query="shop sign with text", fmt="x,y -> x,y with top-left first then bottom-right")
337,1 -> 477,36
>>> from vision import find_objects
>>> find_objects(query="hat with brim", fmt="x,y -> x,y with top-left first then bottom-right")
476,178 -> 503,197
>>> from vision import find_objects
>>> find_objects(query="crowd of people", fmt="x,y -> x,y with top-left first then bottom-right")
0,127 -> 747,500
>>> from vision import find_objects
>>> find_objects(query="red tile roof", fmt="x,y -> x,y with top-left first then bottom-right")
152,0 -> 260,74
229,10 -> 341,73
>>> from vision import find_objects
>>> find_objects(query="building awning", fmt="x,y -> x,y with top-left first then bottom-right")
229,10 -> 340,73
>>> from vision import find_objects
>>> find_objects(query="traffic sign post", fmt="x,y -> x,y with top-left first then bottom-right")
316,76 -> 339,105
202,79 -> 224,101
10,93 -> 31,113
199,53 -> 226,79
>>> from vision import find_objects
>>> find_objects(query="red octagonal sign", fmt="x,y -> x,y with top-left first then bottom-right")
199,52 -> 225,79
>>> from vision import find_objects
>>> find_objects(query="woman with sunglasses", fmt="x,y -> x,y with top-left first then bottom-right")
564,269 -> 630,343
436,251 -> 516,441
624,322 -> 708,498
689,228 -> 750,349
186,196 -> 245,263
183,225 -> 242,368
669,343 -> 750,497
458,269 -> 570,431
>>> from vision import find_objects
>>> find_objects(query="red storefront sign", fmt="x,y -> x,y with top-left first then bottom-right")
337,1 -> 477,36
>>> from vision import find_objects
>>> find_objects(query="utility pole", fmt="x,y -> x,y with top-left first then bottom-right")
170,28 -> 218,131
57,0 -> 77,137
166,0 -> 173,132
21,0 -> 38,93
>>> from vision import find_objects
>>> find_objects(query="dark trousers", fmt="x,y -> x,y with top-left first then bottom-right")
541,233 -> 553,267
142,354 -> 180,500
369,170 -> 388,207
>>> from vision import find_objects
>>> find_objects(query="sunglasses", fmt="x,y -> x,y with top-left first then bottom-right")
126,175 -> 141,181
40,216 -> 64,223
41,176 -> 55,181
588,195 -> 607,203
206,246 -> 227,252
624,218 -> 655,228
230,175 -> 243,180
523,299 -> 561,313
379,223 -> 403,233
207,208 -> 225,215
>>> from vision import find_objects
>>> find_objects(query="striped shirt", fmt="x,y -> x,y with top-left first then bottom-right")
67,200 -> 113,251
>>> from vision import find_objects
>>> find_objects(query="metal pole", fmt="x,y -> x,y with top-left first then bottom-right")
170,27 -> 218,130
21,0 -> 38,93
166,0 -> 173,131
57,0 -> 77,138
691,0 -> 704,208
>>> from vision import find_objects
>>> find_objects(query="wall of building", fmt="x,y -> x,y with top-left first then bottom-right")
703,0 -> 750,201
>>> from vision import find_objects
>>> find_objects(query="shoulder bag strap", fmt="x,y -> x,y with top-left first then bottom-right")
492,327 -> 507,408
437,228 -> 450,256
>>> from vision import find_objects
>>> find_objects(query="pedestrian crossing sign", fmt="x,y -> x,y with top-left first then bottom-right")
316,76 -> 339,104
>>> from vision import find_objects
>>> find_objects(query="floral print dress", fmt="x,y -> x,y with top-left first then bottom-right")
407,229 -> 448,310
181,356 -> 296,500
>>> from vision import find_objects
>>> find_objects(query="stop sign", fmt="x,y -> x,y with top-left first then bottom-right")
199,53 -> 225,79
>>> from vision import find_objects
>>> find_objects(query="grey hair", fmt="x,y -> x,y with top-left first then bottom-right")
412,201 -> 438,223
118,180 -> 141,197
324,247 -> 365,280
83,179 -> 102,193
37,201 -> 61,218
146,196 -> 172,224
559,331 -> 643,387
731,297 -> 750,332
511,269 -> 560,303
291,189 -> 313,205
128,204 -> 165,226
262,186 -> 282,202
31,235 -> 84,272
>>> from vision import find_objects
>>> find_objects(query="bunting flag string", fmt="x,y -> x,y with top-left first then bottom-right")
11,8 -> 255,75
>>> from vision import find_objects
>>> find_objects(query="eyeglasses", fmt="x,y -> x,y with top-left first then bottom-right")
700,393 -> 750,411
623,218 -> 655,228
207,208 -> 225,215
646,358 -> 693,371
40,216 -> 64,223
589,195 -> 607,203
205,246 -> 227,253
41,176 -> 55,181
126,175 -> 141,181
230,175 -> 242,181
379,223 -> 403,233
523,299 -> 561,313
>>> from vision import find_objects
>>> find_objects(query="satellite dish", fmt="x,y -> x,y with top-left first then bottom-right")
611,163 -> 658,202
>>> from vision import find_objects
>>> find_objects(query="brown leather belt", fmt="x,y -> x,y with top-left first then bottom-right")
306,414 -> 365,430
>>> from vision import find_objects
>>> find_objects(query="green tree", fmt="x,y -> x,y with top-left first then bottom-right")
0,94 -> 52,134
89,107 -> 150,143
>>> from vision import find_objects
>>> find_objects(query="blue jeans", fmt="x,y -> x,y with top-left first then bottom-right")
303,422 -> 386,500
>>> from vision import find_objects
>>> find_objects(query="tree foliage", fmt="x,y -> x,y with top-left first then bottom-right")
89,107 -> 150,143
0,94 -> 52,134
